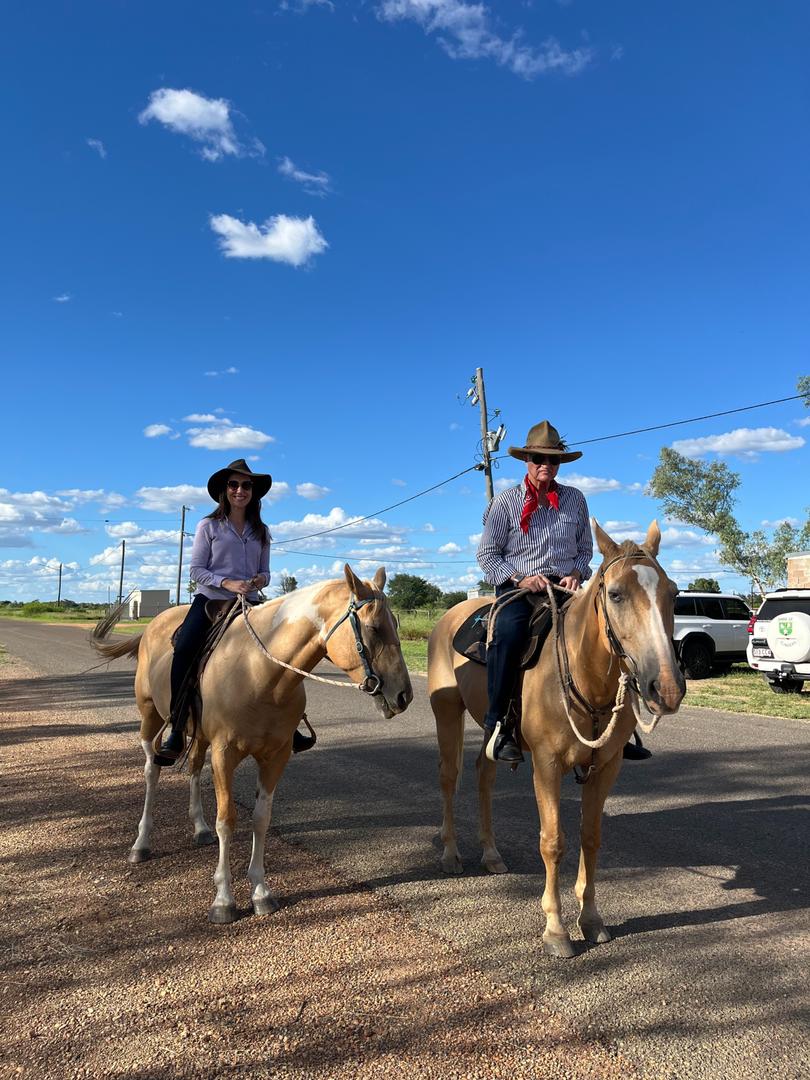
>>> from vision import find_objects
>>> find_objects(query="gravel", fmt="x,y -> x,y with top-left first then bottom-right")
0,653 -> 631,1080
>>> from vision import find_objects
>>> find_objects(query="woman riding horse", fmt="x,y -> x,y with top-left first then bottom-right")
157,458 -> 312,764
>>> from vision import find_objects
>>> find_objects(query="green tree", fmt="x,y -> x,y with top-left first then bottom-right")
688,578 -> 720,593
387,573 -> 444,609
442,590 -> 468,608
277,574 -> 298,595
649,447 -> 810,598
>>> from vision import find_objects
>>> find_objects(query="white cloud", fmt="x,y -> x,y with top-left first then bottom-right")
86,137 -> 107,159
296,482 -> 330,500
468,532 -> 482,545
761,517 -> 799,528
269,507 -> 401,544
278,156 -> 331,195
183,413 -> 219,422
210,213 -> 328,267
438,541 -> 462,554
391,478 -> 407,487
52,293 -> 71,303
423,523 -> 436,532
143,423 -> 175,438
0,490 -> 77,546
104,523 -> 180,545
203,367 -> 239,377
565,473 -> 625,495
263,481 -> 290,504
671,427 -> 805,460
495,476 -> 519,493
187,422 -> 274,450
794,416 -> 810,428
449,422 -> 462,431
660,527 -> 715,548
138,88 -> 253,162
55,488 -> 127,507
134,485 -> 209,512
41,518 -> 90,535
377,0 -> 594,79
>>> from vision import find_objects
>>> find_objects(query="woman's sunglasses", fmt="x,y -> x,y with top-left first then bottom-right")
227,479 -> 253,491
528,454 -> 559,466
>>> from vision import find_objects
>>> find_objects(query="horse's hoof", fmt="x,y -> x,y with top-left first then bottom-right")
481,856 -> 509,875
543,933 -> 576,959
193,830 -> 217,848
208,903 -> 238,925
440,854 -> 464,875
579,920 -> 612,945
128,847 -> 151,864
252,895 -> 280,917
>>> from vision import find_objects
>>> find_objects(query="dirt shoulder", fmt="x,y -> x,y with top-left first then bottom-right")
0,653 -> 632,1080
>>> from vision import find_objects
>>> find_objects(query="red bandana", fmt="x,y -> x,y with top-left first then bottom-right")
520,481 -> 559,533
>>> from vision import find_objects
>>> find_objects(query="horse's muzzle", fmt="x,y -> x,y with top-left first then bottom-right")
640,669 -> 686,715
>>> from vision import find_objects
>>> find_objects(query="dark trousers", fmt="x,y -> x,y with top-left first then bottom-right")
484,578 -> 560,732
170,594 -> 211,710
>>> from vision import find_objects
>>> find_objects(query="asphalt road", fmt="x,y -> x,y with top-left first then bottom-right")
2,618 -> 809,1079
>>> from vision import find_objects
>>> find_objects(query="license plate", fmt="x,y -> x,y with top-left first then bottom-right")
753,647 -> 773,658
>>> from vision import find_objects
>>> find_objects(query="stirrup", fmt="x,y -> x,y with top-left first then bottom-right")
485,722 -> 502,762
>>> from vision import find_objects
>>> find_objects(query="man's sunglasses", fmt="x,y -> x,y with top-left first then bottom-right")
227,479 -> 254,491
528,454 -> 559,466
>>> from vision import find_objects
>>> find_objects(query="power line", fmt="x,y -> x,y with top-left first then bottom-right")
270,463 -> 481,547
566,393 -> 805,448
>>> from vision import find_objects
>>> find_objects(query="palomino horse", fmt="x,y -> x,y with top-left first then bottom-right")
93,566 -> 412,923
427,520 -> 685,957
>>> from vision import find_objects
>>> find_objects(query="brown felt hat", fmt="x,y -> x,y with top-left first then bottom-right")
507,420 -> 582,464
207,458 -> 272,501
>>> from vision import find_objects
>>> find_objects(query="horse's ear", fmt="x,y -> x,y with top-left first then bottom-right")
592,517 -> 620,560
344,564 -> 365,597
372,566 -> 386,592
644,520 -> 661,558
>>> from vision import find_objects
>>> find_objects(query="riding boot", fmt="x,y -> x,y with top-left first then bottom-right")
153,712 -> 187,766
484,721 -> 524,764
622,730 -> 652,761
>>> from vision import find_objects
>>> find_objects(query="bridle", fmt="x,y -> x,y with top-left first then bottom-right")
552,550 -> 664,782
322,594 -> 385,696
239,591 -> 387,696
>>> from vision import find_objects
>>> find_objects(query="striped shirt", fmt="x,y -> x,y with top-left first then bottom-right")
477,479 -> 593,586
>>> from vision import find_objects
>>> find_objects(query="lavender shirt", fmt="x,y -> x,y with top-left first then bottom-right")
189,517 -> 271,601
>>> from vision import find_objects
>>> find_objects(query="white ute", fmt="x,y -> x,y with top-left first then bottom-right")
747,588 -> 810,693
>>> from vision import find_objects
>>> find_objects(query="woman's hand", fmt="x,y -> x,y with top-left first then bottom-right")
222,578 -> 253,596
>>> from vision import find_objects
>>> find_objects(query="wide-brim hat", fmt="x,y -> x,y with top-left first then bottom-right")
507,420 -> 582,464
207,458 -> 272,501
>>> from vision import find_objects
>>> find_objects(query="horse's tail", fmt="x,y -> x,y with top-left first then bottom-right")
91,597 -> 143,662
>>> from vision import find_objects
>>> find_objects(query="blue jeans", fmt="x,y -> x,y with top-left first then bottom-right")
170,594 -> 211,708
484,578 -> 560,732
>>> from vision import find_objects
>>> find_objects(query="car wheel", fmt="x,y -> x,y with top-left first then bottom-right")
767,678 -> 805,694
681,638 -> 713,679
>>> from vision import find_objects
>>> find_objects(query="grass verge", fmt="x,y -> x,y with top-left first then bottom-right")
684,664 -> 809,720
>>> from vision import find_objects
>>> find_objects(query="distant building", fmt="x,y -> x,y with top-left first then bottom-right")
466,587 -> 494,600
128,589 -> 171,620
787,552 -> 810,589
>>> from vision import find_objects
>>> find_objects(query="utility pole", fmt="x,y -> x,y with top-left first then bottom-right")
117,540 -> 126,606
462,367 -> 506,505
176,505 -> 189,606
56,563 -> 62,607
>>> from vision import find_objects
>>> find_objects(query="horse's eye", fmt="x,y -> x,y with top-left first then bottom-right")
608,591 -> 623,604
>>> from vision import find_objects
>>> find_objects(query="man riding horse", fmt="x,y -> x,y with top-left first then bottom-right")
476,420 -> 650,763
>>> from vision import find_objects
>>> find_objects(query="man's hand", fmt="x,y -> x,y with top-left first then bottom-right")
558,573 -> 582,592
517,574 -> 552,593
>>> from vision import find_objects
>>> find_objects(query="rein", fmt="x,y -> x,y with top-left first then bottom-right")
239,592 -> 385,695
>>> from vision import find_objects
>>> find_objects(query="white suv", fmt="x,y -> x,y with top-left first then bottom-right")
673,592 -> 752,679
747,589 -> 810,693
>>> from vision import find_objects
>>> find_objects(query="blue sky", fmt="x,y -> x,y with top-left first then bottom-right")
2,0 -> 808,602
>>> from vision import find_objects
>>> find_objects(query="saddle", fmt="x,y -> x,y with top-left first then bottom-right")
452,588 -> 570,668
